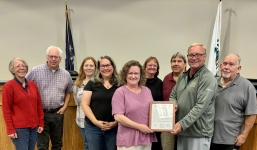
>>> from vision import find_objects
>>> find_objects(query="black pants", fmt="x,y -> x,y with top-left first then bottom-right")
210,143 -> 240,150
37,112 -> 64,150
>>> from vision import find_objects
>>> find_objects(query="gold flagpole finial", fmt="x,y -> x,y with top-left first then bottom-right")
65,0 -> 69,20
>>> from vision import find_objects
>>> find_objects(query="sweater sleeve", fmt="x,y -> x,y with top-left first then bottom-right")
73,85 -> 79,105
35,84 -> 44,127
169,76 -> 181,105
2,84 -> 16,135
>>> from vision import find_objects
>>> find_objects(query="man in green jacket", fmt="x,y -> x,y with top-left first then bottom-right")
170,43 -> 217,150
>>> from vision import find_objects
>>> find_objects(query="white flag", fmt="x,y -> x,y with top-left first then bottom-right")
207,0 -> 222,75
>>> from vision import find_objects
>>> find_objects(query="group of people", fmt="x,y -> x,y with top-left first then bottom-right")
2,43 -> 256,150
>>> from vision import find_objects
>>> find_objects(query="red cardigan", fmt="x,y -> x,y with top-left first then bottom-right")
2,79 -> 44,134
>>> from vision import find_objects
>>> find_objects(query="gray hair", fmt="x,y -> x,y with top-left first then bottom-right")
225,53 -> 241,65
46,46 -> 63,57
9,57 -> 28,76
170,52 -> 187,64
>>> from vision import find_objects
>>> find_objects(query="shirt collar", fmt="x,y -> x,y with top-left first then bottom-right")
44,63 -> 60,72
186,65 -> 205,79
220,74 -> 240,86
14,76 -> 28,87
168,72 -> 176,82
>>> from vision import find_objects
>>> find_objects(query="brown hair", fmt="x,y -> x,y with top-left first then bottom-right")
120,60 -> 146,86
75,57 -> 97,87
94,56 -> 120,86
143,56 -> 160,77
170,52 -> 187,64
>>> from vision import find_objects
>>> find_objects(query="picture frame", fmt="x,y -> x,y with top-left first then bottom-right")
149,101 -> 176,132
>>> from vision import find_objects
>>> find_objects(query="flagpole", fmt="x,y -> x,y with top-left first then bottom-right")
65,0 -> 70,70
65,0 -> 75,71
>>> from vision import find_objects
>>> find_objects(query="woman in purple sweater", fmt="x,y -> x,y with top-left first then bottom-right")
112,60 -> 157,150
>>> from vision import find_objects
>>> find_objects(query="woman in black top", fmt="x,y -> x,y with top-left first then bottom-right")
143,56 -> 163,150
81,56 -> 120,150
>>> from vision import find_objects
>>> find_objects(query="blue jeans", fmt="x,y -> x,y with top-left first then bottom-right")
77,125 -> 89,150
84,122 -> 117,150
12,127 -> 38,150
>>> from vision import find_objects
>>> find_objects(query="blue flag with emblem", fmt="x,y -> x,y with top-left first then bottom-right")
207,0 -> 222,75
65,4 -> 75,71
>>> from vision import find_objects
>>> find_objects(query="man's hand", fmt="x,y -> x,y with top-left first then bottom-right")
234,134 -> 247,146
175,105 -> 178,112
171,122 -> 182,135
57,106 -> 67,114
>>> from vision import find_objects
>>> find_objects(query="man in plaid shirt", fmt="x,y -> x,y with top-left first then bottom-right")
26,46 -> 73,150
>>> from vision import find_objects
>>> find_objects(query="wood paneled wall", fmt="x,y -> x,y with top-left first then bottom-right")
0,84 -> 84,150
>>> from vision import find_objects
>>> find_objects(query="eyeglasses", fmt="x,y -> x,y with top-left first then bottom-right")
127,72 -> 140,76
14,65 -> 26,69
187,53 -> 205,58
100,64 -> 112,69
47,55 -> 61,59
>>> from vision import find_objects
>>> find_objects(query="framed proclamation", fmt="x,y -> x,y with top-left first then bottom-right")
149,101 -> 175,132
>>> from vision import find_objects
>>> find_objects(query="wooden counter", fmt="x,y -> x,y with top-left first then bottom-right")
0,84 -> 84,150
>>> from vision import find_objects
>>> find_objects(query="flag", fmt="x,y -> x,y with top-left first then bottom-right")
207,0 -> 222,75
65,4 -> 75,71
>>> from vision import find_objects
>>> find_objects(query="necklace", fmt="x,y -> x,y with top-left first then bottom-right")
104,84 -> 111,89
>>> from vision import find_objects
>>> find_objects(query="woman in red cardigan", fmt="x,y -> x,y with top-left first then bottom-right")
2,57 -> 44,150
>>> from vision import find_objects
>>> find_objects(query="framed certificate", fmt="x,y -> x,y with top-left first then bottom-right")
149,101 -> 175,132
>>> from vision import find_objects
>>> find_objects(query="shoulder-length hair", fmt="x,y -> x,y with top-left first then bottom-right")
143,56 -> 160,77
75,57 -> 97,87
120,60 -> 146,86
93,56 -> 120,86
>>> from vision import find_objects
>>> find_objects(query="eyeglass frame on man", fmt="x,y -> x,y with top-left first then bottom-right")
187,53 -> 206,58
47,55 -> 61,60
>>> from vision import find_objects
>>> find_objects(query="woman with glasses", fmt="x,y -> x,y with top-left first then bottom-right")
143,56 -> 163,150
73,57 -> 97,150
81,56 -> 120,150
2,57 -> 44,150
112,60 -> 157,150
